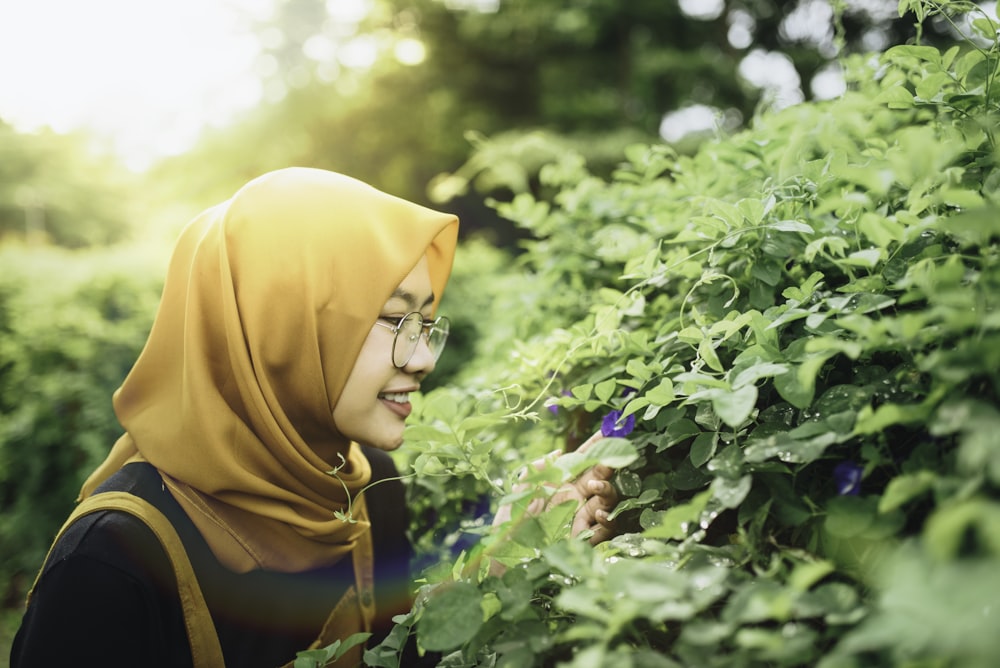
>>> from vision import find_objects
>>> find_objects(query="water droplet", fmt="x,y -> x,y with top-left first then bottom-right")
699,510 -> 720,529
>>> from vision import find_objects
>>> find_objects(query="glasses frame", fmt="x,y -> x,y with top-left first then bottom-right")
373,311 -> 450,369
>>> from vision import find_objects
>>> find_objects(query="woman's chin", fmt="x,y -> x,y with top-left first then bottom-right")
359,435 -> 404,452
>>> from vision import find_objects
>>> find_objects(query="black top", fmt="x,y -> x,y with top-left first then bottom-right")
10,447 -> 413,668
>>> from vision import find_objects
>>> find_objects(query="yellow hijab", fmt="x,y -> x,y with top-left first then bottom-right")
80,168 -> 459,573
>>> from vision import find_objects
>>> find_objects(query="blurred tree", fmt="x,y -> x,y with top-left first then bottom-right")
376,0 -> 961,146
150,0 -> 963,236
0,120 -> 134,248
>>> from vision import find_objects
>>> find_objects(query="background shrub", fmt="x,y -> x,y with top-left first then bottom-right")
0,245 -> 164,607
381,3 -> 1000,667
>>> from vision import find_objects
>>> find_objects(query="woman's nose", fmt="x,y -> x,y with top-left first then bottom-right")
404,334 -> 437,375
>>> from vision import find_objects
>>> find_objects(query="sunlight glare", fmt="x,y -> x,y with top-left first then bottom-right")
738,49 -> 804,110
394,38 -> 427,66
679,0 -> 725,21
326,0 -> 372,24
659,104 -> 719,143
0,0 -> 263,170
442,0 -> 500,12
338,36 -> 378,69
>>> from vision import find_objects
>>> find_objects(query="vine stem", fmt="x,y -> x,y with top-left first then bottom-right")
512,218 -> 790,419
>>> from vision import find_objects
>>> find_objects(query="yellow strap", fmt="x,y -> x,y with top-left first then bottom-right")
283,496 -> 376,668
28,492 -> 226,668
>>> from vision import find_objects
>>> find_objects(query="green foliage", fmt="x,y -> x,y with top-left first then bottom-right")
0,121 -> 136,248
378,2 -> 1000,665
0,244 -> 164,606
294,632 -> 371,667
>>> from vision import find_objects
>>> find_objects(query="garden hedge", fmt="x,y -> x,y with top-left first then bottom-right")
357,3 -> 1000,667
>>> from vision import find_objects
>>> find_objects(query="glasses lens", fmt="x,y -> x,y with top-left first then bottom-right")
393,313 -> 424,367
428,316 -> 450,361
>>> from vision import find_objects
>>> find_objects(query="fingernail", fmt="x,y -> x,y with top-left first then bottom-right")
595,509 -> 608,521
588,480 -> 603,492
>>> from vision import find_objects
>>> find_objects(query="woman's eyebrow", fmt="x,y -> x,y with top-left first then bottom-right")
388,288 -> 435,310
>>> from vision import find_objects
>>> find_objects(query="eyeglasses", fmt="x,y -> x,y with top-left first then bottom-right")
373,312 -> 450,368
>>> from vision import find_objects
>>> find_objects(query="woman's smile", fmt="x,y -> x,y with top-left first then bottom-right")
378,390 -> 413,418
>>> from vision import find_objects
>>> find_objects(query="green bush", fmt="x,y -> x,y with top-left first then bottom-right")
0,244 -> 164,606
375,2 -> 1000,666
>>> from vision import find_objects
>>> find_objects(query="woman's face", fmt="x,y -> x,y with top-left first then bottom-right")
333,256 -> 438,451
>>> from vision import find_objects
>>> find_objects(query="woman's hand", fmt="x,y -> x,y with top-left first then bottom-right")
493,431 -> 620,546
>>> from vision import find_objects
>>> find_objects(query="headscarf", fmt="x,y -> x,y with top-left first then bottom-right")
80,167 -> 459,573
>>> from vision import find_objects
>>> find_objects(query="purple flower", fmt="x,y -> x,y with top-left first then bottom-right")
601,409 -> 636,437
833,461 -> 863,496
547,390 -> 573,415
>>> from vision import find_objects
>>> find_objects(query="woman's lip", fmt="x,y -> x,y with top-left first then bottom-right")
380,397 -> 412,418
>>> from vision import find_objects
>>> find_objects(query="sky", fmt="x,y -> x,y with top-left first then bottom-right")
0,0 -> 270,170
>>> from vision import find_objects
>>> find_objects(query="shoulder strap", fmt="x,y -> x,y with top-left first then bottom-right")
29,492 -> 226,668
285,496 -> 376,668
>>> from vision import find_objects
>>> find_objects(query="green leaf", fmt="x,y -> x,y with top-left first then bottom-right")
731,362 -> 789,389
711,384 -> 758,428
711,474 -> 752,509
942,206 -> 1000,247
825,496 -> 876,539
678,325 -> 704,343
594,378 -> 617,403
642,490 -> 712,539
859,213 -> 905,247
645,377 -> 676,405
938,188 -> 984,209
843,248 -> 883,268
971,17 -> 998,41
924,499 -> 1000,560
788,560 -> 835,592
608,488 -> 660,520
621,395 -> 651,419
879,471 -> 936,513
690,431 -> 718,468
774,361 -> 817,409
768,220 -> 814,234
875,85 -> 914,109
584,437 -> 640,469
854,401 -> 931,435
417,582 -> 485,652
723,580 -> 793,624
915,71 -> 952,100
626,357 -> 657,382
886,45 -> 942,63
698,338 -> 724,372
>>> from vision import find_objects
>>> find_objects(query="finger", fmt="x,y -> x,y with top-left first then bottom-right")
573,464 -> 614,495
588,514 -> 617,546
554,473 -> 617,518
589,477 -> 618,499
569,484 -> 618,536
583,483 -> 617,513
576,430 -> 605,454
548,484 -> 584,510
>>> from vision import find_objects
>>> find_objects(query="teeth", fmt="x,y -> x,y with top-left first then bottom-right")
381,392 -> 409,403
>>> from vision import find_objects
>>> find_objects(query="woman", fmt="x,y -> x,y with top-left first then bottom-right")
10,168 -> 617,667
